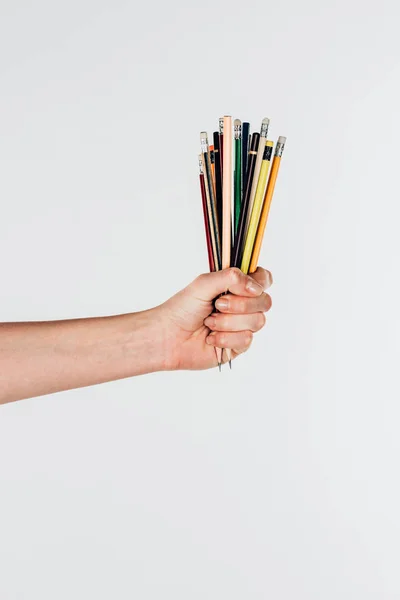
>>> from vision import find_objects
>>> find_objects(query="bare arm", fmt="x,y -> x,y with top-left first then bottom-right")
0,267 -> 272,405
0,309 -> 167,404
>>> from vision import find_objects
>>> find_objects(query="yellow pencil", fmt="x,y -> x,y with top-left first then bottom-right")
240,140 -> 273,274
245,118 -> 269,235
249,136 -> 286,274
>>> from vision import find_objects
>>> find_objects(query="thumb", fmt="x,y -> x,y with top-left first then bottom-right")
189,267 -> 265,302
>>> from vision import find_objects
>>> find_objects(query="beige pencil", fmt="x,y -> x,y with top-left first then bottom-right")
222,116 -> 232,269
222,116 -> 232,367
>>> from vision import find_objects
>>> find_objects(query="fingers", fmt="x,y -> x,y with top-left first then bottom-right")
214,292 -> 272,314
206,330 -> 253,354
190,267 -> 273,303
201,267 -> 272,363
204,312 -> 266,333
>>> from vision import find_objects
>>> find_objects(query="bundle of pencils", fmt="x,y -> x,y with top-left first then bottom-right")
198,116 -> 286,370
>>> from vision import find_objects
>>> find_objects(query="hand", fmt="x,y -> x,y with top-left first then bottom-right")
0,265 -> 272,403
158,267 -> 273,370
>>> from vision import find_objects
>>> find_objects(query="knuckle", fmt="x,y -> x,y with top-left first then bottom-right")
255,266 -> 265,280
256,312 -> 266,330
217,333 -> 226,347
245,331 -> 253,346
222,315 -> 231,330
236,298 -> 247,313
263,293 -> 272,311
195,273 -> 207,286
260,269 -> 272,289
216,314 -> 226,330
228,267 -> 242,286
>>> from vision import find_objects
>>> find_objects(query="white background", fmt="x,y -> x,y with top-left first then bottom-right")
1,0 -> 400,598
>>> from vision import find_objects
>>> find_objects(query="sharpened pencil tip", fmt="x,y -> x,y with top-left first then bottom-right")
229,359 -> 232,370
218,362 -> 222,372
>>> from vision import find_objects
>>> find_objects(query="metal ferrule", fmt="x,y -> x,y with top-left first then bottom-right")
275,140 -> 285,157
200,133 -> 209,154
198,154 -> 204,174
219,118 -> 224,135
260,121 -> 269,138
234,123 -> 242,140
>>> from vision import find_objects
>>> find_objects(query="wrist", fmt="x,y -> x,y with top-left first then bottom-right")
121,307 -> 171,375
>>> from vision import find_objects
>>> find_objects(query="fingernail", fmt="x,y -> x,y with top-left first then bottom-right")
267,271 -> 273,286
246,279 -> 262,294
215,298 -> 228,310
206,332 -> 216,344
204,316 -> 216,328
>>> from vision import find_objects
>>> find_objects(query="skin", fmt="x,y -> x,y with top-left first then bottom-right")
0,266 -> 272,405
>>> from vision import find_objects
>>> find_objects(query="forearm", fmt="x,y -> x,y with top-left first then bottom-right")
0,309 -> 168,404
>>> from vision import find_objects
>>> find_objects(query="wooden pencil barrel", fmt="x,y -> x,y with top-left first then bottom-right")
249,156 -> 281,273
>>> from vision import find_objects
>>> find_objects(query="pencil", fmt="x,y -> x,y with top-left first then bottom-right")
219,117 -> 224,174
249,136 -> 286,273
202,130 -> 224,370
199,155 -> 215,273
222,116 -> 232,269
213,131 -> 223,236
200,154 -> 223,370
209,144 -> 216,198
201,132 -> 222,270
222,116 -> 233,368
218,117 -> 224,246
240,140 -> 273,273
245,118 -> 269,234
241,122 -> 250,197
234,119 -> 242,235
201,158 -> 219,272
232,132 -> 260,267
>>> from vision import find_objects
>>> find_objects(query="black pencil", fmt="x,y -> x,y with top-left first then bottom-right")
213,131 -> 223,238
241,122 -> 250,199
232,132 -> 260,267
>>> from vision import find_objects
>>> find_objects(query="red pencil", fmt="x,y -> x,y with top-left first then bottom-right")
199,156 -> 215,272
